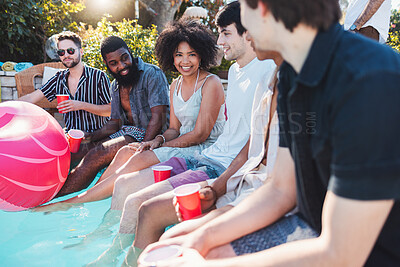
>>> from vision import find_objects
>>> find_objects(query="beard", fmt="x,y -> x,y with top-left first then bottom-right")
107,55 -> 140,87
62,53 -> 80,69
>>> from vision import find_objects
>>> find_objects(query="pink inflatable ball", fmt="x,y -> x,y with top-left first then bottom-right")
0,101 -> 70,211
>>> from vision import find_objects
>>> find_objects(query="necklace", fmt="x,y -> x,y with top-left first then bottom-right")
178,69 -> 200,95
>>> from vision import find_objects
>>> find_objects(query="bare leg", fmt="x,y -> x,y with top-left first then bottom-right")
95,144 -> 140,185
56,135 -> 135,197
33,157 -> 157,213
161,205 -> 233,241
133,190 -> 177,250
119,181 -> 174,234
38,151 -> 160,214
86,232 -> 135,266
70,141 -> 96,168
84,208 -> 122,239
122,190 -> 178,266
62,209 -> 122,250
88,181 -> 173,265
66,150 -> 160,203
122,246 -> 142,267
110,167 -> 156,211
101,148 -> 161,186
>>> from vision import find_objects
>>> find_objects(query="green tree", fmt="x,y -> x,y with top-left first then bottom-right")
387,9 -> 400,52
38,0 -> 85,37
0,0 -> 84,63
80,17 -> 159,78
0,0 -> 44,61
175,0 -> 225,34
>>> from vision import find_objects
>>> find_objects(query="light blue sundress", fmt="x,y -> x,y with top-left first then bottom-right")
153,74 -> 225,162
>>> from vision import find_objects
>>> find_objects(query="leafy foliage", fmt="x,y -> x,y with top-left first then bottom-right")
38,0 -> 85,38
210,57 -> 234,75
387,9 -> 400,52
0,0 -> 44,60
175,0 -> 224,34
80,17 -> 159,78
0,0 -> 84,63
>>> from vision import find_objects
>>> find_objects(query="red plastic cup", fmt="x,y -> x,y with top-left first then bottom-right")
67,129 -> 84,153
139,245 -> 182,266
173,183 -> 202,221
56,94 -> 69,113
152,166 -> 173,183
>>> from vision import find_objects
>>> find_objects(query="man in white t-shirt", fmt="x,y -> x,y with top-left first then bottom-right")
344,0 -> 391,43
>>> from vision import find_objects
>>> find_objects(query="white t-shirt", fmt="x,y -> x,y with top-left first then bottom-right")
201,58 -> 276,168
344,0 -> 392,43
216,72 -> 279,208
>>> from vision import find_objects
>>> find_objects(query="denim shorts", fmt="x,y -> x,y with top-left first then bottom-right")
231,214 -> 318,255
184,154 -> 226,180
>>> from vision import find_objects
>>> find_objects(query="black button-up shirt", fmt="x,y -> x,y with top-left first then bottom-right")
278,23 -> 400,265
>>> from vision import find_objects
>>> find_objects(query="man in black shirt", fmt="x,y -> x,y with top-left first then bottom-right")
140,0 -> 400,265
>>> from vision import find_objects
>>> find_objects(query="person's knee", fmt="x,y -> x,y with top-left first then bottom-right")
115,173 -> 137,196
114,175 -> 129,195
137,199 -> 158,225
124,194 -> 142,212
116,145 -> 132,158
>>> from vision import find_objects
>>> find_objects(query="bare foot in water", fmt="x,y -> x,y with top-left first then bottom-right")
85,233 -> 135,266
30,202 -> 83,214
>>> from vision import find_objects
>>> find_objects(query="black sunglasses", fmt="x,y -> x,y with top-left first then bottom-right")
57,47 -> 78,57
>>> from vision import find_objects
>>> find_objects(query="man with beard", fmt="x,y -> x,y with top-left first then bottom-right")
19,31 -> 112,160
20,31 -> 111,132
51,36 -> 170,197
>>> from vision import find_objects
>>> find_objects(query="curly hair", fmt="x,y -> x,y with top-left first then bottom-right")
155,19 -> 218,72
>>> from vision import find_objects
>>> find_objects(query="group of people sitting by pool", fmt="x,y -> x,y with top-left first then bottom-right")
20,0 -> 400,266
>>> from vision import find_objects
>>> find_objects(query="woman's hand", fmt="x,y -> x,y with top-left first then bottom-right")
127,142 -> 141,150
137,139 -> 163,153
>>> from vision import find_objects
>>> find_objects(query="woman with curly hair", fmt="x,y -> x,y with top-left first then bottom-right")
38,19 -> 226,208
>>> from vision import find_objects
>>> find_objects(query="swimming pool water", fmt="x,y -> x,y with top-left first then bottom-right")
0,176 -> 126,266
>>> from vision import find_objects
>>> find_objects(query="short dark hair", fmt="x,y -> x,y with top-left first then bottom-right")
243,0 -> 341,31
56,31 -> 82,48
216,1 -> 246,36
155,19 -> 218,72
100,36 -> 130,60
